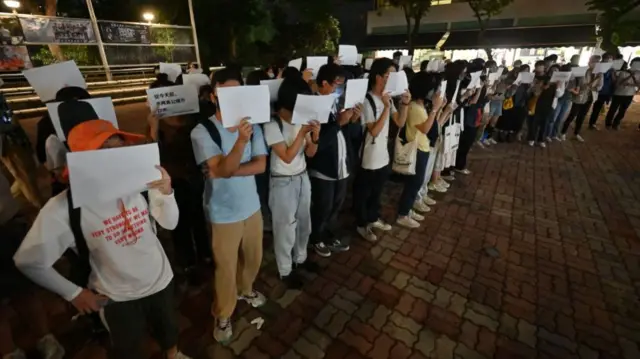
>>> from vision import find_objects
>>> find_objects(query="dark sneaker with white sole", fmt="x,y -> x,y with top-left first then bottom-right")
327,239 -> 350,252
313,243 -> 331,257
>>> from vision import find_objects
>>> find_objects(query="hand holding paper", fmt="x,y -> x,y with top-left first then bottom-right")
146,85 -> 200,119
549,71 -> 572,83
571,66 -> 588,78
216,85 -> 270,128
343,79 -> 368,109
384,71 -> 409,96
292,94 -> 335,125
594,62 -> 613,74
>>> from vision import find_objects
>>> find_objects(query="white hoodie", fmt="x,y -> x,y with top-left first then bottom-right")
14,189 -> 178,302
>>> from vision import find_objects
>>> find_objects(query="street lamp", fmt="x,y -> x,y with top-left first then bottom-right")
142,12 -> 155,24
3,0 -> 20,13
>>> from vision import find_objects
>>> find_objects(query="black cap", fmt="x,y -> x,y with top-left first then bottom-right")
58,100 -> 99,138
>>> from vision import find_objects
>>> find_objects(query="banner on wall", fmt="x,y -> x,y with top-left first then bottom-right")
0,15 -> 24,45
0,46 -> 32,70
99,22 -> 150,44
19,17 -> 96,44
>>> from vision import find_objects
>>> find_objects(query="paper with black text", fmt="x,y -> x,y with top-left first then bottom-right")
339,45 -> 358,66
364,58 -> 374,70
612,59 -> 624,71
384,71 -> 409,97
260,79 -> 284,103
398,55 -> 412,70
515,72 -> 535,84
307,56 -> 328,79
571,66 -> 588,78
292,94 -> 335,125
343,79 -> 368,109
159,63 -> 182,82
23,61 -> 86,102
182,73 -> 210,90
217,85 -> 270,128
67,143 -> 161,209
46,97 -> 117,141
549,71 -> 572,83
146,85 -> 199,119
594,62 -> 612,74
288,58 -> 302,71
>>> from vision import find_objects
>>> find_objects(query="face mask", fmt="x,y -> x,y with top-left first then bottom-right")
333,85 -> 344,99
268,72 -> 275,78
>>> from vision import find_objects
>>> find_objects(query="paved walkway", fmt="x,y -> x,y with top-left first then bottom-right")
16,106 -> 640,359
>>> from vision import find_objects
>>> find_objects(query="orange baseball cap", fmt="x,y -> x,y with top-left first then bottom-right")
67,119 -> 145,152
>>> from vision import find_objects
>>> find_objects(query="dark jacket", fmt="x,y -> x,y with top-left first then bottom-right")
307,112 -> 352,178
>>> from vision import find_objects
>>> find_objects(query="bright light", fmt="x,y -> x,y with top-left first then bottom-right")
3,0 -> 20,9
142,12 -> 155,23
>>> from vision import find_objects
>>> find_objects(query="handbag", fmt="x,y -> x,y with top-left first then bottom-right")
392,127 -> 418,175
503,97 -> 514,110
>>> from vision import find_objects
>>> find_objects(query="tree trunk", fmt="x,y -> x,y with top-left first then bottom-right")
409,14 -> 422,56
229,27 -> 237,60
477,27 -> 493,61
404,9 -> 413,55
45,0 -> 65,61
599,20 -> 618,54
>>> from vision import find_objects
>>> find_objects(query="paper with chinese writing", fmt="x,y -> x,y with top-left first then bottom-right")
260,79 -> 284,103
343,79 -> 368,109
384,71 -> 409,97
364,58 -> 374,70
612,59 -> 624,71
217,85 -> 270,128
549,71 -> 572,83
159,62 -> 182,82
146,84 -> 199,119
594,62 -> 612,74
182,73 -> 210,90
292,94 -> 335,125
398,55 -> 412,70
515,72 -> 535,84
307,56 -> 327,79
67,143 -> 161,209
339,45 -> 358,66
571,66 -> 588,78
23,60 -> 86,102
46,97 -> 117,141
288,58 -> 302,71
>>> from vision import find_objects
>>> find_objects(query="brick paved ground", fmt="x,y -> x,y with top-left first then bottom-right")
12,105 -> 640,359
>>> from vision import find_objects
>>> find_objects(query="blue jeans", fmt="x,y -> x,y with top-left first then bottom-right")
546,99 -> 571,138
398,150 -> 430,217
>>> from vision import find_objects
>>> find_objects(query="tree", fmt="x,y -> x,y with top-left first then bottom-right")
467,0 -> 514,61
587,0 -> 640,53
388,0 -> 432,56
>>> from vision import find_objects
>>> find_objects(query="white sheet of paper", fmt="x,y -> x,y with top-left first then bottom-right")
515,72 -> 535,84
288,58 -> 302,70
292,94 -> 335,125
339,45 -> 358,66
260,79 -> 284,103
182,74 -> 210,90
571,66 -> 588,78
357,54 -> 363,64
146,84 -> 199,119
343,79 -> 368,109
399,55 -> 412,70
217,85 -> 270,128
364,58 -> 374,70
488,72 -> 500,85
159,63 -> 182,82
549,71 -> 572,83
46,97 -> 117,141
451,80 -> 461,106
438,62 -> 446,72
426,59 -> 443,73
23,61 -> 86,102
307,56 -> 328,79
469,71 -> 483,88
384,71 -> 409,96
439,80 -> 447,99
612,59 -> 624,71
67,143 -> 161,209
594,62 -> 613,74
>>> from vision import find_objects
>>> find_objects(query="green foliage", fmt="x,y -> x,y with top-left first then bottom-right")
586,0 -> 640,51
29,46 -> 100,66
467,0 -> 514,23
151,28 -> 176,62
387,0 -> 432,54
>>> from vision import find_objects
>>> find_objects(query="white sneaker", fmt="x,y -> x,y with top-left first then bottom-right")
455,169 -> 471,175
528,141 -> 535,147
476,141 -> 485,148
213,317 -> 233,343
560,134 -> 567,141
357,226 -> 378,242
238,290 -> 267,308
489,138 -> 498,145
410,210 -> 425,222
554,136 -> 562,142
396,216 -> 420,229
546,137 -> 552,143
423,196 -> 437,206
370,219 -> 392,231
37,334 -> 65,359
575,134 -> 585,142
436,178 -> 450,189
539,142 -> 546,148
428,183 -> 447,193
413,201 -> 431,213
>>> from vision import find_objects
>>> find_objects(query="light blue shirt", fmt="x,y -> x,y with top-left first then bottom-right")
190,118 -> 267,224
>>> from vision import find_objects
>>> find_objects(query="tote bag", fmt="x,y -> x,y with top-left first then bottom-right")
392,128 -> 418,175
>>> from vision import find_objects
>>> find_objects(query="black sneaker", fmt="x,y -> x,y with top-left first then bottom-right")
589,124 -> 598,130
295,260 -> 320,273
313,243 -> 331,257
282,272 -> 304,289
327,239 -> 350,252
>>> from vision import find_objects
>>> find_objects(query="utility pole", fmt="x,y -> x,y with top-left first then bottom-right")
187,0 -> 202,67
86,0 -> 112,81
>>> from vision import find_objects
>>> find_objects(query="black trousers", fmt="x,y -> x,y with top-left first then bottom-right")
588,94 -> 611,126
352,165 -> 390,227
102,281 -> 177,359
172,177 -> 210,269
562,101 -> 592,135
397,150 -> 429,216
455,126 -> 478,171
605,95 -> 634,128
310,176 -> 348,245
527,108 -> 551,142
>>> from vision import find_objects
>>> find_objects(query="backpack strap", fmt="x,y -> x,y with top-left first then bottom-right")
140,190 -> 157,235
66,189 -> 91,287
196,114 -> 222,149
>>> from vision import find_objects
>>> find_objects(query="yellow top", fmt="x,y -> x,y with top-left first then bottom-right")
405,102 -> 430,152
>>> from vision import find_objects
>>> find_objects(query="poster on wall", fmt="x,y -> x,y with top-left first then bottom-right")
0,46 -> 32,71
99,22 -> 150,44
0,15 -> 24,45
19,17 -> 96,44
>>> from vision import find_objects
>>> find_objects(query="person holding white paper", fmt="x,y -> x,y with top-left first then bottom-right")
189,68 -> 268,343
262,77 -> 320,289
561,55 -> 603,142
527,65 -> 564,147
588,53 -> 616,130
307,63 -> 358,257
546,64 -> 577,141
353,58 -> 410,239
604,57 -> 640,129
14,118 -> 192,359
483,60 -> 508,145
